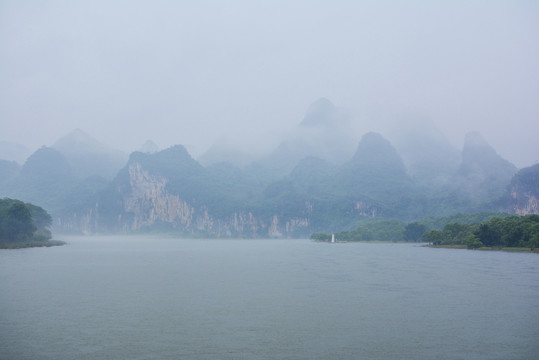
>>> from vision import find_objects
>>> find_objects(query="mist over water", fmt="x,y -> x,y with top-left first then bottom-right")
1,236 -> 538,360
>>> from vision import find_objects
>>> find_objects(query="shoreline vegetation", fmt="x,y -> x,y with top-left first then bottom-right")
425,244 -> 539,253
0,240 -> 66,249
312,239 -> 539,253
311,213 -> 539,252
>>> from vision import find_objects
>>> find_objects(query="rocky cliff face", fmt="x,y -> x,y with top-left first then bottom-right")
123,162 -> 195,230
119,160 -> 312,236
57,150 -> 313,238
506,164 -> 539,215
512,193 -> 538,215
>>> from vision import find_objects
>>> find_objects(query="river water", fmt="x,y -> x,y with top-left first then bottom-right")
1,236 -> 538,360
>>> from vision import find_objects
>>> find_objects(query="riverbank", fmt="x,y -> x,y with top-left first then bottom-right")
426,244 -> 539,253
0,240 -> 66,249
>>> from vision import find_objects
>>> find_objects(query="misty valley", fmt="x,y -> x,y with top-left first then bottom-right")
1,98 -> 538,242
2,99 -> 537,360
3,1 -> 539,359
1,99 -> 537,243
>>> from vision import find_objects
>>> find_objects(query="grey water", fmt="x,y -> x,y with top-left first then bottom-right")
1,236 -> 538,360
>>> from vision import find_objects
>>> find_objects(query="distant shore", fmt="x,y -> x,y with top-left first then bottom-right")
426,244 -> 539,253
313,240 -> 427,245
313,240 -> 539,253
0,240 -> 66,249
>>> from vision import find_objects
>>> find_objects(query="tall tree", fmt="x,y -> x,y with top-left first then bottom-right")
403,222 -> 427,242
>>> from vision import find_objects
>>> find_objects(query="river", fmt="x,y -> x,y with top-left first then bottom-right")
1,236 -> 538,359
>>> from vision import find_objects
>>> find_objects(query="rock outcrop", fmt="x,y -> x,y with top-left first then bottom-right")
55,145 -> 312,237
506,164 -> 539,215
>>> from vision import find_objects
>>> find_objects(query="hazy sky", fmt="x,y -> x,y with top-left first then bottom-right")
1,0 -> 538,167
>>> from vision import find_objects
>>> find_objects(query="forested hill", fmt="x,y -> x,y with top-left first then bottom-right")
45,133 -> 534,238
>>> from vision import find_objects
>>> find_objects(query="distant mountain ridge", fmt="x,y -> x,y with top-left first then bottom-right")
387,118 -> 460,186
455,131 -> 518,203
7,147 -> 78,213
251,98 -> 356,177
0,99 -> 534,237
52,129 -> 127,180
137,140 -> 160,154
0,131 -> 125,219
0,141 -> 30,164
0,160 -> 20,187
300,97 -> 340,127
52,130 -> 529,237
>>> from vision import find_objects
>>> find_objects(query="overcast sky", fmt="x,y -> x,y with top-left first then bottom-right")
1,0 -> 538,167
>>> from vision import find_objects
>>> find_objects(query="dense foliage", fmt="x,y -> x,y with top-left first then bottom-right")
416,212 -> 511,231
422,215 -> 539,249
0,198 -> 52,243
310,213 -> 538,250
312,218 -> 409,242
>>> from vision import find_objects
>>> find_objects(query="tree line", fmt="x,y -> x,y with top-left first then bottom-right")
311,213 -> 539,250
311,219 -> 430,242
422,215 -> 539,249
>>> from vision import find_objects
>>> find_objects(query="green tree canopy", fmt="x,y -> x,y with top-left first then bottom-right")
0,201 -> 35,241
0,198 -> 52,243
404,222 -> 427,242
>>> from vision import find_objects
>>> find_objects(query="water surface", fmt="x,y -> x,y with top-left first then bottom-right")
1,236 -> 538,359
